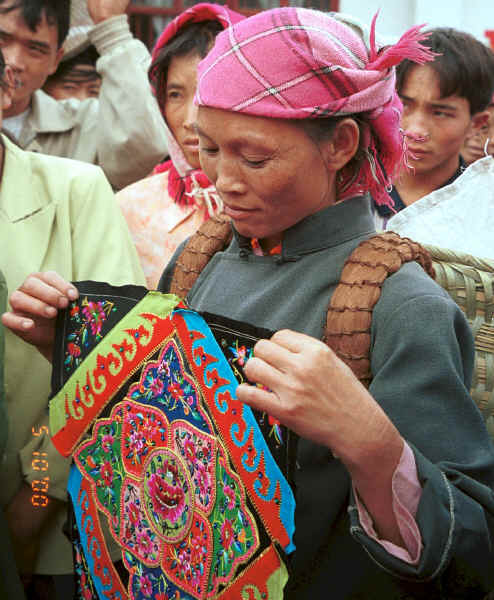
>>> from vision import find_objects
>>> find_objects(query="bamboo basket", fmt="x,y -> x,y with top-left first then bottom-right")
424,244 -> 494,440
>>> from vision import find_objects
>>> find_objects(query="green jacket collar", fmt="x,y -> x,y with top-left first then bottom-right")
0,134 -> 46,222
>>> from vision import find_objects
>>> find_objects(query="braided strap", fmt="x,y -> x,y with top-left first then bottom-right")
170,214 -> 233,298
324,232 -> 434,387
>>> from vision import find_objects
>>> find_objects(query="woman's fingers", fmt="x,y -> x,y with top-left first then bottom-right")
1,271 -> 73,362
251,338 -> 295,370
243,356 -> 284,392
1,311 -> 36,333
269,329 -> 313,353
236,383 -> 282,419
9,288 -> 59,319
18,271 -> 78,309
8,272 -> 78,321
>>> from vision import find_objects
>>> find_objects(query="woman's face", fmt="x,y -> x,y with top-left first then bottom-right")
196,107 -> 336,245
164,52 -> 202,169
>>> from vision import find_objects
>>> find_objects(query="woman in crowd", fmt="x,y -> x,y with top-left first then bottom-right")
117,3 -> 243,288
4,8 -> 494,599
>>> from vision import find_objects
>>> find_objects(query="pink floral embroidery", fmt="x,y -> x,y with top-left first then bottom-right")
64,296 -> 115,372
147,461 -> 186,524
140,574 -> 153,598
137,530 -> 153,557
150,378 -> 164,396
101,433 -> 114,453
82,301 -> 107,337
223,483 -> 236,510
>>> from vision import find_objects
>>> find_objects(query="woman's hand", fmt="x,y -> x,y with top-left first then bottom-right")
237,329 -> 406,545
1,272 -> 78,362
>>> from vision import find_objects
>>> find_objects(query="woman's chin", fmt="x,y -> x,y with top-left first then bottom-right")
183,149 -> 201,170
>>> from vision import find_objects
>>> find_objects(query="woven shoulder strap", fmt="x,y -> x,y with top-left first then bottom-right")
324,232 -> 435,388
169,214 -> 233,298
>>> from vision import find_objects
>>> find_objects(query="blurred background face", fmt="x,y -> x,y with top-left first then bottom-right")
43,63 -> 101,101
399,64 -> 474,177
0,3 -> 63,115
461,104 -> 494,165
163,51 -> 201,169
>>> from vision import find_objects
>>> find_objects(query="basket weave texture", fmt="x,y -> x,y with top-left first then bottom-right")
424,245 -> 494,439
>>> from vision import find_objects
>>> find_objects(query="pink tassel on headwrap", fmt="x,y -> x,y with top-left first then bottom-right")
367,13 -> 438,71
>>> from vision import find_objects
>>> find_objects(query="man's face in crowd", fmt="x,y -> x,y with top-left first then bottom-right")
0,2 -> 63,116
43,64 -> 102,102
399,64 -> 477,177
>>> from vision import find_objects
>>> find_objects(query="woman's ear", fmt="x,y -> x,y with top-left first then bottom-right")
320,118 -> 360,171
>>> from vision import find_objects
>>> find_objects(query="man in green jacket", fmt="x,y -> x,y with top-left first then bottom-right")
0,49 -> 146,597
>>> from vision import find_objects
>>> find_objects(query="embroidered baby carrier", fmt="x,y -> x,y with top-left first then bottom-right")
169,214 -> 434,390
49,284 -> 296,600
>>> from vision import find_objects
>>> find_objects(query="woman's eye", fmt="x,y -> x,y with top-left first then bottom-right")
433,111 -> 451,118
200,147 -> 218,156
243,157 -> 268,167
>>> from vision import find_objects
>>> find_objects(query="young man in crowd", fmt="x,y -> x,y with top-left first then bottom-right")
375,28 -> 494,226
0,0 -> 167,189
43,45 -> 101,101
0,50 -> 146,598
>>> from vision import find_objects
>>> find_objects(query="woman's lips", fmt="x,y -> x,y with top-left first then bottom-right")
183,139 -> 199,150
408,147 -> 430,159
223,204 -> 257,220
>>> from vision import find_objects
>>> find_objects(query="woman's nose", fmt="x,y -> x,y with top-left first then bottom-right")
183,99 -> 198,129
215,157 -> 245,194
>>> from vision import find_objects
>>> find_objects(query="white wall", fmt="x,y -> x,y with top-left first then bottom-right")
339,0 -> 494,46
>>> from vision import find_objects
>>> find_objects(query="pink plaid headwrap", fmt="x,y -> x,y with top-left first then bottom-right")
196,8 -> 436,207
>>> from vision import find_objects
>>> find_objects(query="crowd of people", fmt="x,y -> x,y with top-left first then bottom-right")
1,1 -> 494,599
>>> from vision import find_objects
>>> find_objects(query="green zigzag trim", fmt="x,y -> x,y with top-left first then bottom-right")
49,292 -> 181,437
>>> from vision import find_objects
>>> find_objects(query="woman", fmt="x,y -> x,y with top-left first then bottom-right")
4,8 -> 494,599
117,3 -> 243,288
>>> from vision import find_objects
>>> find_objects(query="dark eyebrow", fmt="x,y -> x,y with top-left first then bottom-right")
28,40 -> 51,52
399,94 -> 458,112
429,102 -> 458,112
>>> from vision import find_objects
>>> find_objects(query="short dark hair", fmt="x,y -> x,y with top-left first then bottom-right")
396,28 -> 494,115
45,45 -> 100,86
149,20 -> 223,112
0,0 -> 70,48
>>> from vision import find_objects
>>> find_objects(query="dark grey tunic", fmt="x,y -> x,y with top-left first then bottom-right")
159,195 -> 494,599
